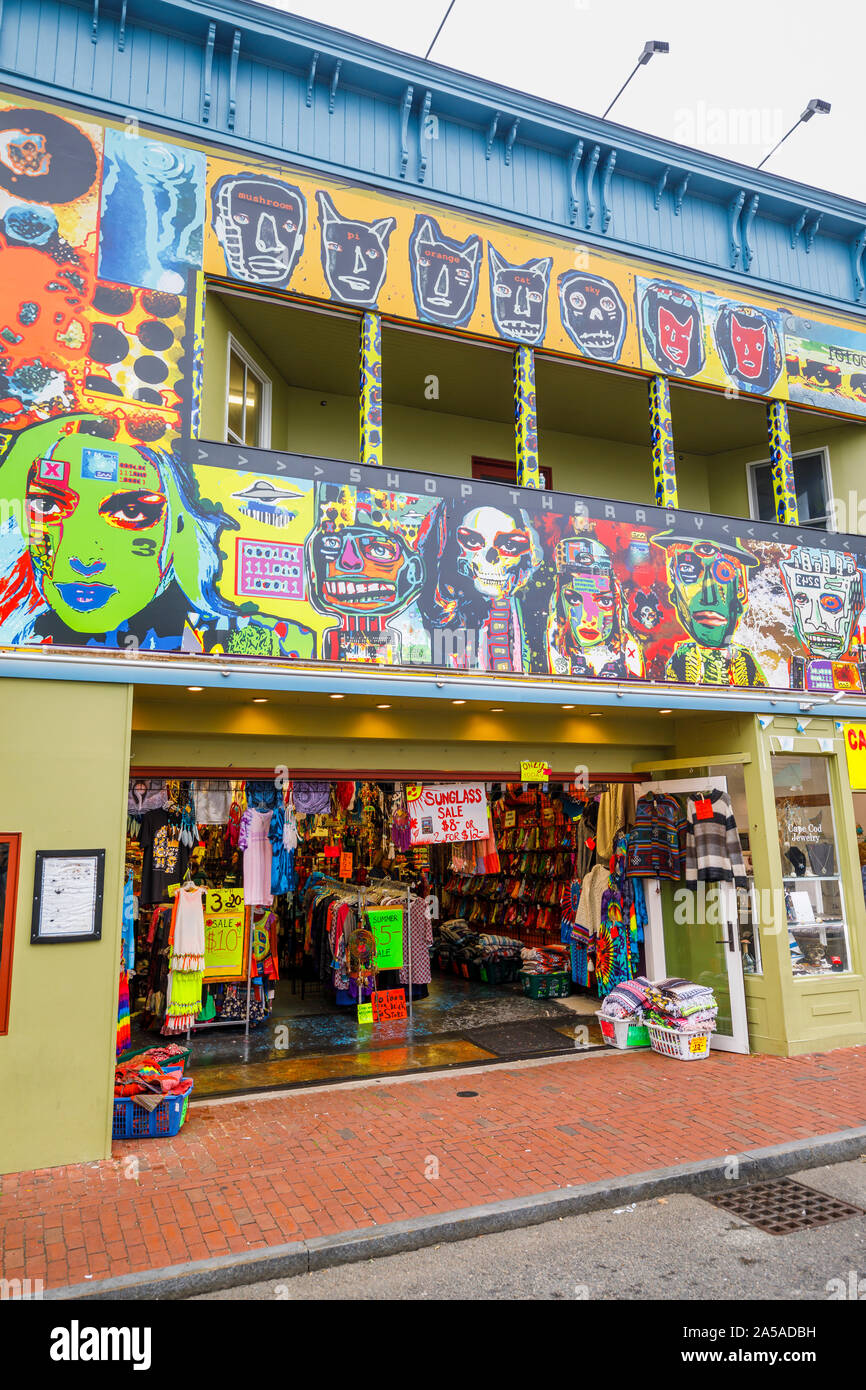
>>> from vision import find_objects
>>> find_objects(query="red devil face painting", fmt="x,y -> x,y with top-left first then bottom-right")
731,313 -> 766,380
658,306 -> 694,367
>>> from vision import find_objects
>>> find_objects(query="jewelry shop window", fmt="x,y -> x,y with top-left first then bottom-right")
773,754 -> 851,976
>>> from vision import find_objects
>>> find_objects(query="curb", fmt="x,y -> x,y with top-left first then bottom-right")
50,1123 -> 866,1301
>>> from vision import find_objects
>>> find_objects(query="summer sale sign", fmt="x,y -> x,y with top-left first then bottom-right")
407,783 -> 490,845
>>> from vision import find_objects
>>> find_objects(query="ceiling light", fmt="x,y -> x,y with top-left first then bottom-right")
187,686 -> 203,692
659,708 -> 672,715
561,704 -> 575,709
452,699 -> 466,705
590,712 -> 602,717
490,707 -> 503,713
330,693 -> 345,699
252,697 -> 268,703
376,703 -> 391,709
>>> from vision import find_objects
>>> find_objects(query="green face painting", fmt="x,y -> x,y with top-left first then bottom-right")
668,543 -> 745,648
25,433 -> 172,633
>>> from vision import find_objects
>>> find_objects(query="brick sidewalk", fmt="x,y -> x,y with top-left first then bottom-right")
3,1046 -> 866,1292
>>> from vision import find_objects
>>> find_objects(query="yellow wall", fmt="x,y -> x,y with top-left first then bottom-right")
202,293 -> 292,452
0,679 -> 132,1174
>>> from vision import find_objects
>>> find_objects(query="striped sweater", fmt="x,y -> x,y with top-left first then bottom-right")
684,790 -> 747,888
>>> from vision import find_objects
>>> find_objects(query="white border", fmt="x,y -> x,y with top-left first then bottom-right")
224,333 -> 273,450
746,445 -> 834,532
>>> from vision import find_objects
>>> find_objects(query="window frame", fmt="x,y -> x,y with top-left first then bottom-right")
745,446 -> 834,532
224,334 -> 272,450
0,833 -> 20,1034
471,456 -> 553,490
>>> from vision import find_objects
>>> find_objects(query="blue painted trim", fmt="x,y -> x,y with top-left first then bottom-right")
418,89 -> 432,183
805,213 -> 823,254
674,174 -> 690,217
568,139 -> 584,227
654,166 -> 669,210
485,111 -> 500,160
742,195 -> 759,273
2,656 -> 865,722
585,144 -> 600,229
728,190 -> 745,269
600,150 -> 616,234
228,29 -> 240,132
305,49 -> 319,108
118,0 -> 128,51
399,84 -> 413,179
329,59 -> 342,114
852,228 -> 866,301
504,118 -> 519,166
202,22 -> 216,125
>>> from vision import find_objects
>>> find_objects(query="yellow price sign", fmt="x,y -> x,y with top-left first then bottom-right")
689,1035 -> 708,1055
520,760 -> 550,783
357,1003 -> 373,1024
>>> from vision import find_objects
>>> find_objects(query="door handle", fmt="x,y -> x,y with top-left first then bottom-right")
713,924 -> 737,951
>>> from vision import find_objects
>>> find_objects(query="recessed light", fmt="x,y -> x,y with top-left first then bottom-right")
452,699 -> 466,705
187,686 -> 203,692
590,712 -> 602,717
376,703 -> 391,709
490,707 -> 503,713
330,693 -> 345,699
659,708 -> 672,715
252,697 -> 268,703
561,703 -> 575,709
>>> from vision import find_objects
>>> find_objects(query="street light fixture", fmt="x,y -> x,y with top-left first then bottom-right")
603,41 -> 669,120
757,98 -> 831,169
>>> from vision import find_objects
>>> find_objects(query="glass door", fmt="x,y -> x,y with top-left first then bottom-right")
635,777 -> 750,1054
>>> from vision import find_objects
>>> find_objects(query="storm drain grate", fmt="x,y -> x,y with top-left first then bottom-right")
705,1178 -> 863,1235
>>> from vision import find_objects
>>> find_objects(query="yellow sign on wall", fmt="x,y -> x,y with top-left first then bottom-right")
203,889 -> 248,981
843,723 -> 866,790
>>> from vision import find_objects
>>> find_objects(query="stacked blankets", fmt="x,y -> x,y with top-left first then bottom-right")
599,975 -> 652,1020
434,920 -> 523,969
644,977 -> 718,1032
520,945 -> 570,975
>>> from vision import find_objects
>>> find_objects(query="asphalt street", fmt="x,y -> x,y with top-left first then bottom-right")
194,1157 -> 866,1300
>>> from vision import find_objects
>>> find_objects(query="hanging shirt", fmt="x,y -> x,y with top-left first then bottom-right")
627,793 -> 687,880
239,808 -> 274,907
683,790 -> 748,888
139,810 -> 190,904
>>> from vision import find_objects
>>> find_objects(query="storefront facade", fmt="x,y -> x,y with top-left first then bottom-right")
1,0 -> 866,1172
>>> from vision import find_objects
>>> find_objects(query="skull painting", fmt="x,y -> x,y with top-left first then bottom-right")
455,506 -> 539,600
316,191 -> 396,308
211,174 -> 306,289
409,215 -> 481,328
488,246 -> 552,345
714,303 -> 782,395
558,272 -> 626,362
780,545 -> 864,661
640,281 -> 705,378
0,109 -> 98,203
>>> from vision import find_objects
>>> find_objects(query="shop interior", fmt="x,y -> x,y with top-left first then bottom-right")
119,758 -> 759,1096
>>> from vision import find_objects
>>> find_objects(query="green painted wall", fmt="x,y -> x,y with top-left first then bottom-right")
0,679 -> 132,1174
662,712 -> 866,1056
201,293 -> 713,510
707,420 -> 866,524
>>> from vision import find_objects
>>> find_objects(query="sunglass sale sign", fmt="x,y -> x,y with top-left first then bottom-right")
406,783 -> 490,845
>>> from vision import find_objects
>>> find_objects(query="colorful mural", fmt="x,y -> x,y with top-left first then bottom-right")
3,420 -> 866,694
4,83 -> 866,479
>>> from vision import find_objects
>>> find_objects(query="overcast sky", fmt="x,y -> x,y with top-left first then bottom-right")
262,0 -> 865,204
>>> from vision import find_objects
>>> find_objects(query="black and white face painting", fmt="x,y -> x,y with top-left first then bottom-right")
409,215 -> 482,327
558,272 -> 627,362
488,246 -> 551,345
316,191 -> 396,308
211,174 -> 306,288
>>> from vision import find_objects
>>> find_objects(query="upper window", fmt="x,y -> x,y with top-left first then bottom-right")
747,450 -> 832,531
471,456 -> 553,490
0,834 -> 20,1034
226,339 -> 271,449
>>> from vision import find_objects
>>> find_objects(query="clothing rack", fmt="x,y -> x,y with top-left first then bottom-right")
314,875 -> 415,1021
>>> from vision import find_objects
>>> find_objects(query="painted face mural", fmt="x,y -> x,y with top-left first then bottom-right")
316,191 -> 395,308
307,487 -> 425,620
558,272 -> 626,361
211,174 -> 306,288
408,216 -> 481,328
456,506 -> 539,601
640,282 -> 705,378
780,546 -> 864,660
714,304 -> 782,395
547,534 -> 644,679
651,530 -> 766,687
488,247 -> 551,345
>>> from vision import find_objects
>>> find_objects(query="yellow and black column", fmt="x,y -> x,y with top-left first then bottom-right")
514,345 -> 541,488
766,400 -> 799,525
359,311 -> 383,467
648,374 -> 678,509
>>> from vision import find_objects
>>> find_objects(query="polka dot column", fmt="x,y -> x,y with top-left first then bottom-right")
359,311 -> 383,467
767,399 -> 799,525
514,345 -> 541,488
648,374 -> 678,509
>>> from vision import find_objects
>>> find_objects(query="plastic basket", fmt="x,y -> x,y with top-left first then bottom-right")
113,1080 -> 194,1140
116,1043 -> 191,1068
647,1023 -> 713,1061
480,959 -> 520,985
520,970 -> 571,999
596,1012 -> 650,1050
